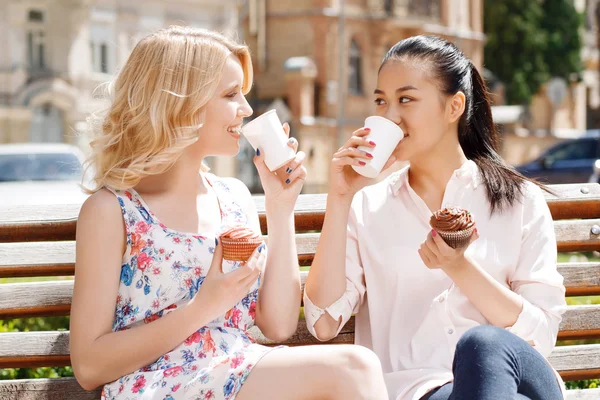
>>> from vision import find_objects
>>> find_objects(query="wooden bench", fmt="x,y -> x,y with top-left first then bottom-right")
1,183 -> 600,399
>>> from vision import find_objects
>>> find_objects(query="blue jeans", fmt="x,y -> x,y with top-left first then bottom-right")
420,326 -> 563,400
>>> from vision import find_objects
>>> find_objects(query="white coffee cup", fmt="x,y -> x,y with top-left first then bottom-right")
352,116 -> 403,178
241,110 -> 297,172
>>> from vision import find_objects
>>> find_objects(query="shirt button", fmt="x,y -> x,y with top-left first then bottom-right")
447,328 -> 454,335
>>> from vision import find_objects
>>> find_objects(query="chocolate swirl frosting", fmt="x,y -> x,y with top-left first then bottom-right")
429,206 -> 475,232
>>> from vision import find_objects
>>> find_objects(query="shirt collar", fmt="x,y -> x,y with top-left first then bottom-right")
390,159 -> 481,195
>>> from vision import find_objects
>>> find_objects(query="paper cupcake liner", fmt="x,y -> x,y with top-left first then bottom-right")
436,227 -> 475,249
221,237 -> 263,262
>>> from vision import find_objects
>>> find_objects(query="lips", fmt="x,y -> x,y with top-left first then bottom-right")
227,126 -> 242,139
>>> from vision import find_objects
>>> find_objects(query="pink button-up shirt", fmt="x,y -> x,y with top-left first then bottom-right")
304,160 -> 566,400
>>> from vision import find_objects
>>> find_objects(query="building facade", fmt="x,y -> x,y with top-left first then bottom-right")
0,0 -> 239,153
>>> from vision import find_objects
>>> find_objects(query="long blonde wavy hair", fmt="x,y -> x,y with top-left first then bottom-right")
83,26 -> 253,193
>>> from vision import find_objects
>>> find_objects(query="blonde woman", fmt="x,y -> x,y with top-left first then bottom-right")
69,26 -> 388,400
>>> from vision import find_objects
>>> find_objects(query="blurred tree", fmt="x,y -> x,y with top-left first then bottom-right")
540,0 -> 584,80
484,0 -> 583,105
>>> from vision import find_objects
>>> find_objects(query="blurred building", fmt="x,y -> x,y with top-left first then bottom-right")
0,0 -> 239,152
239,0 -> 485,193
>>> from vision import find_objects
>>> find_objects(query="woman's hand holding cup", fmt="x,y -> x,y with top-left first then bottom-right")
330,116 -> 402,198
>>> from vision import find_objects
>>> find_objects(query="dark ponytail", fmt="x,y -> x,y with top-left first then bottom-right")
382,36 -> 545,214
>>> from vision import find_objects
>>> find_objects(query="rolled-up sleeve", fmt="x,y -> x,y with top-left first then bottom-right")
304,195 -> 366,340
507,186 -> 566,357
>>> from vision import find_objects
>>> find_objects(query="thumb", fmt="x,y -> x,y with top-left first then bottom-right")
208,237 -> 224,276
470,227 -> 479,244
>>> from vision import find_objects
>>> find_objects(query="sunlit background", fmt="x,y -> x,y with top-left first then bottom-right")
1,0 -> 599,391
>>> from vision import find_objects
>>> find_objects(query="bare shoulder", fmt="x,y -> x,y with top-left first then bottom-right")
77,188 -> 125,248
78,188 -> 123,223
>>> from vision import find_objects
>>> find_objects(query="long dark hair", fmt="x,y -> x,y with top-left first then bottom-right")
381,35 -> 545,214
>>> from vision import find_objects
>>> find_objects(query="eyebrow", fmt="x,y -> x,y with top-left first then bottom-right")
221,83 -> 241,93
374,85 -> 418,95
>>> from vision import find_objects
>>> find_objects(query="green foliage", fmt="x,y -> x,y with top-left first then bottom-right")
484,0 -> 583,104
541,0 -> 584,80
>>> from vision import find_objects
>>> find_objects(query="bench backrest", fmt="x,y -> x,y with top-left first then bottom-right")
1,183 -> 600,386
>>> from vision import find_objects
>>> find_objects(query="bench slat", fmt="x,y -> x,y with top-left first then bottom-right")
0,378 -> 102,400
1,378 -> 598,400
0,234 -> 320,278
555,219 -> 600,252
1,183 -> 600,243
2,269 -> 600,322
3,232 -> 600,289
545,183 -> 600,220
559,263 -> 600,296
1,331 -> 599,381
548,344 -> 600,381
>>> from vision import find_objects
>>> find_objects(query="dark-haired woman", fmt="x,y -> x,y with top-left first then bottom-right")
304,36 -> 566,400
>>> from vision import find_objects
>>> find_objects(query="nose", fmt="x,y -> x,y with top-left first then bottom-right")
239,96 -> 253,118
385,108 -> 402,126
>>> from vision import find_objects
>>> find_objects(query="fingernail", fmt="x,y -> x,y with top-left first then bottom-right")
475,228 -> 478,234
432,230 -> 437,237
369,141 -> 376,146
258,243 -> 265,253
256,148 -> 260,156
285,179 -> 291,184
286,167 -> 292,174
364,128 -> 371,131
359,161 -> 366,166
366,153 -> 373,158
215,237 -> 219,246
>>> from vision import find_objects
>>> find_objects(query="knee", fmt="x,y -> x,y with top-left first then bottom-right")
336,345 -> 383,377
456,325 -> 509,358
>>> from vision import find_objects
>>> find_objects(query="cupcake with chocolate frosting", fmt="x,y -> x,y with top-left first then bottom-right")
220,226 -> 263,262
429,206 -> 475,249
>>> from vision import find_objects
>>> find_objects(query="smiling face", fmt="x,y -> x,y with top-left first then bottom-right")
197,54 -> 253,157
374,59 -> 460,163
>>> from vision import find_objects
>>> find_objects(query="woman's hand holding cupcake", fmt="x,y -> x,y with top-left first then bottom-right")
418,206 -> 479,271
253,123 -> 307,211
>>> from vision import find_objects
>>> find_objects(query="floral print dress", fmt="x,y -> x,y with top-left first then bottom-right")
101,174 -> 276,400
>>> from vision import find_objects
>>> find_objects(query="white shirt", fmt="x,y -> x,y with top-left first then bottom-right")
304,160 -> 566,400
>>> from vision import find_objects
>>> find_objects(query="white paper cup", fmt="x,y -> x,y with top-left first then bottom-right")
352,116 -> 403,178
241,110 -> 297,172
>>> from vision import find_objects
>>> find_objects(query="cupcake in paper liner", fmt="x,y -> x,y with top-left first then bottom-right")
220,226 -> 263,262
429,206 -> 475,249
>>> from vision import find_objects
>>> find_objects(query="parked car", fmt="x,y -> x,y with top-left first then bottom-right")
515,136 -> 600,184
0,143 -> 90,206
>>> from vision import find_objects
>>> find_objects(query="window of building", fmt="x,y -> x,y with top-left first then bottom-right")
90,22 -> 113,74
100,43 -> 108,73
27,31 -> 46,69
384,0 -> 394,14
28,9 -> 44,23
348,39 -> 363,95
26,9 -> 46,70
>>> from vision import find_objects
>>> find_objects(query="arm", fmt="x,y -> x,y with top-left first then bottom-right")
304,127 -> 385,341
233,178 -> 301,341
70,191 -> 231,390
422,186 -> 565,356
304,194 -> 364,341
441,254 -> 524,328
504,187 -> 566,356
